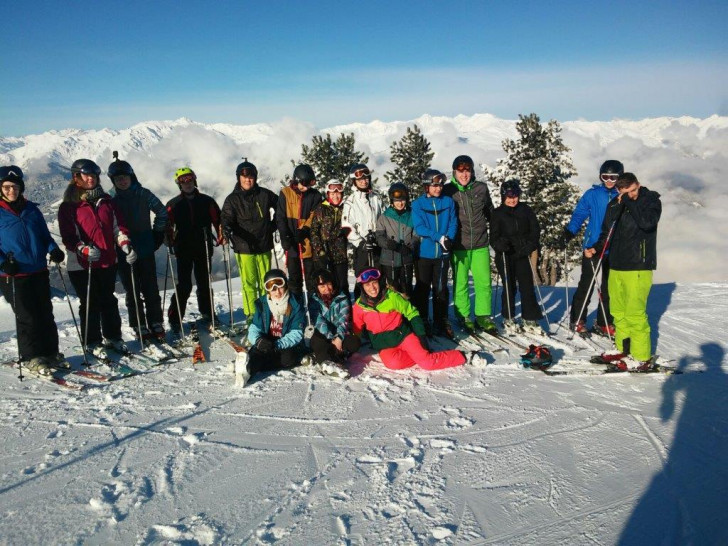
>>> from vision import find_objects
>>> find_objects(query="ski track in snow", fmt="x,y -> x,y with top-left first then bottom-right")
0,282 -> 726,544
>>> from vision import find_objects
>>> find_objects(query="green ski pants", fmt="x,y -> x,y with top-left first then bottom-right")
451,247 -> 492,319
609,269 -> 653,361
235,252 -> 271,317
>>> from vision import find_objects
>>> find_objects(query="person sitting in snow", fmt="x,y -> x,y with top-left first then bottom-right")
309,269 -> 361,371
239,269 -> 307,385
352,267 -> 480,371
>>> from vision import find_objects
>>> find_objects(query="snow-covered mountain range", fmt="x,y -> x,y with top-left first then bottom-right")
2,113 -> 726,282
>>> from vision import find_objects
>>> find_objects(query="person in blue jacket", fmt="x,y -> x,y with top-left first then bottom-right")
561,160 -> 622,336
0,166 -> 66,374
241,269 -> 306,385
411,169 -> 458,339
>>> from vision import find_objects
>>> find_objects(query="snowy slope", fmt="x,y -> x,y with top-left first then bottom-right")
1,113 -> 726,282
0,277 -> 726,545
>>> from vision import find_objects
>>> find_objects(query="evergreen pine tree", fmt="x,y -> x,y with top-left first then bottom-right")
489,113 -> 581,285
385,125 -> 434,197
297,133 -> 369,194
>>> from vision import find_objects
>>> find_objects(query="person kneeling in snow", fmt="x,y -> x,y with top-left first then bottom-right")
242,269 -> 307,383
352,268 -> 477,371
309,269 -> 361,375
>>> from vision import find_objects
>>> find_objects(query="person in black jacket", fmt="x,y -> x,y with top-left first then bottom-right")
165,167 -> 223,331
221,159 -> 278,323
490,180 -> 543,334
586,173 -> 661,370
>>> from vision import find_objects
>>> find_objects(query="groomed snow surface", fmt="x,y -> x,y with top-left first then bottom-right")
1,279 -> 726,545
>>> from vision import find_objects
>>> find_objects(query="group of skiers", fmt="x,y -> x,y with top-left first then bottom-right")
0,152 -> 661,382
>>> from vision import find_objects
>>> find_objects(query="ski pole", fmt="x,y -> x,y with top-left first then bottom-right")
528,251 -> 551,330
167,249 -> 186,341
298,243 -> 312,327
555,247 -> 570,336
129,262 -> 145,350
203,228 -> 216,337
84,264 -> 92,354
162,251 -> 169,317
272,231 -> 280,269
6,253 -> 23,380
501,253 -> 512,321
56,264 -> 89,367
492,259 -> 500,321
590,259 -> 613,343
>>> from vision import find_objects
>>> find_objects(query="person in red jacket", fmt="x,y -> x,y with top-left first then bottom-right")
58,159 -> 136,358
352,268 -> 479,371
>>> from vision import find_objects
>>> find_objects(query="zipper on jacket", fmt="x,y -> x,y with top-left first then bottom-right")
433,198 -> 440,259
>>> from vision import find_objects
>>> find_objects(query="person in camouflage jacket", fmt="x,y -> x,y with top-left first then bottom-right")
310,179 -> 350,296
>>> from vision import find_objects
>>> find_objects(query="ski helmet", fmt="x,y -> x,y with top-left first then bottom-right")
500,179 -> 522,199
325,179 -> 344,193
175,167 -> 197,187
71,159 -> 101,176
452,155 -> 474,172
388,182 -> 409,203
235,158 -> 258,180
599,160 -> 624,178
0,165 -> 25,193
263,268 -> 288,291
348,163 -> 371,181
312,268 -> 338,292
292,164 -> 316,186
422,169 -> 447,186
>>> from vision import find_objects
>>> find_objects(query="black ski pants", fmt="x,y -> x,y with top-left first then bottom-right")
414,257 -> 449,327
117,254 -> 163,330
381,263 -> 414,298
69,266 -> 122,345
309,330 -> 361,364
248,345 -> 304,374
0,270 -> 59,360
570,254 -> 612,326
495,253 -> 542,321
168,251 -> 213,325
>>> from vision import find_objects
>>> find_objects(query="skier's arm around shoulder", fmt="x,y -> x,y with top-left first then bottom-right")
625,190 -> 661,232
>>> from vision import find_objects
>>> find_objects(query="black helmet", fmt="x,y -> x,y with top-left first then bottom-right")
71,159 -> 101,176
263,268 -> 288,291
348,163 -> 371,181
108,160 -> 134,180
388,182 -> 409,203
422,169 -> 447,186
0,165 -> 24,193
599,160 -> 624,177
452,155 -> 474,171
236,157 -> 258,180
292,164 -> 316,186
500,179 -> 522,199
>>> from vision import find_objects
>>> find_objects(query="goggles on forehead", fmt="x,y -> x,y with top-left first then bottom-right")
264,277 -> 286,291
349,168 -> 371,179
601,173 -> 619,182
390,189 -> 408,200
427,174 -> 447,186
504,189 -> 521,198
454,163 -> 472,172
356,268 -> 381,284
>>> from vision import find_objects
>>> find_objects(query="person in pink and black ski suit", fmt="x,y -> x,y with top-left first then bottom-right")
352,267 -> 467,371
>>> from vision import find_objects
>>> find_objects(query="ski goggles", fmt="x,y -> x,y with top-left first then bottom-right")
349,168 -> 371,179
601,173 -> 619,182
326,183 -> 344,193
238,167 -> 256,178
177,174 -> 196,184
390,189 -> 408,200
356,268 -> 381,284
264,277 -> 286,291
425,174 -> 447,186
294,177 -> 315,187
454,163 -> 472,172
503,189 -> 521,198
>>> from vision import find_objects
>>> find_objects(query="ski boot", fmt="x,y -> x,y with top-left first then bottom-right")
570,320 -> 588,336
27,356 -> 53,376
151,323 -> 166,340
521,319 -> 544,336
135,325 -> 152,341
318,360 -> 350,379
456,314 -> 476,335
105,338 -> 130,355
619,355 -> 655,372
299,354 -> 315,367
591,323 -> 616,338
598,349 -> 628,363
88,342 -> 110,361
436,320 -> 456,341
520,345 -> 553,370
48,353 -> 71,370
234,351 -> 251,387
502,318 -> 522,335
475,315 -> 497,335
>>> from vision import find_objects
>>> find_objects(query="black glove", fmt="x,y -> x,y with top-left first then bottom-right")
222,226 -> 234,242
442,237 -> 453,252
418,335 -> 430,352
296,226 -> 311,243
394,242 -> 413,257
492,238 -> 512,253
153,231 -> 165,250
255,336 -> 276,353
0,260 -> 18,276
559,227 -> 574,248
384,238 -> 398,250
365,232 -> 377,252
49,248 -> 65,264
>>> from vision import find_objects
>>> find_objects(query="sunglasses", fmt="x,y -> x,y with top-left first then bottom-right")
356,268 -> 381,284
178,174 -> 196,184
239,168 -> 256,178
601,174 -> 619,182
454,164 -> 472,173
264,278 -> 286,291
350,168 -> 371,179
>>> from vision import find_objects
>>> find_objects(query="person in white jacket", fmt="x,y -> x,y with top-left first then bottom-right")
341,163 -> 383,297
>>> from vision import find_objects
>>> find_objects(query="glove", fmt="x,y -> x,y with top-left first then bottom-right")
0,260 -> 18,276
76,243 -> 101,262
153,231 -> 165,250
365,232 -> 377,252
222,225 -> 234,241
384,238 -> 399,250
255,336 -> 275,353
418,335 -> 430,352
296,226 -> 311,243
394,242 -> 413,257
439,236 -> 453,252
121,243 -> 137,265
49,248 -> 65,264
492,238 -> 512,253
338,227 -> 351,238
559,227 -> 574,248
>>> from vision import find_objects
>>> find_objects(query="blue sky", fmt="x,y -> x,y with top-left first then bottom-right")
2,0 -> 726,136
